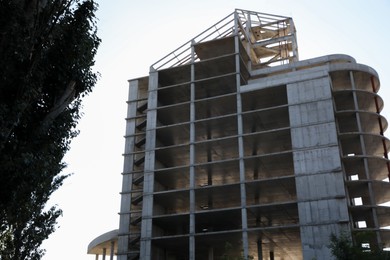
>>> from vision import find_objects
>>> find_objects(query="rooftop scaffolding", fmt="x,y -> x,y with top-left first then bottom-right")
151,9 -> 299,71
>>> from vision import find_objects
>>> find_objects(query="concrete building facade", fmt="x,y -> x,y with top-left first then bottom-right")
89,9 -> 390,260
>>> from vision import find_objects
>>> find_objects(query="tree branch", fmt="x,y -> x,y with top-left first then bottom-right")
38,80 -> 76,134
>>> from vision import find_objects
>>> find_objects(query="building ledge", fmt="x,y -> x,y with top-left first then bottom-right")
87,229 -> 118,255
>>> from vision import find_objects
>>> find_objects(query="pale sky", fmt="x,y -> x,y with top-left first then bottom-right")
41,1 -> 390,259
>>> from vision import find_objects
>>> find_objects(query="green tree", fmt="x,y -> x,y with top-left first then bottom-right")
329,232 -> 390,260
0,0 -> 100,259
329,232 -> 355,260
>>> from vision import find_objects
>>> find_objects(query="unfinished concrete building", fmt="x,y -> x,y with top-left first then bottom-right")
113,9 -> 390,260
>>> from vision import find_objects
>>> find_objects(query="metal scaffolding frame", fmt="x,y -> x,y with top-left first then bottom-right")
151,9 -> 298,71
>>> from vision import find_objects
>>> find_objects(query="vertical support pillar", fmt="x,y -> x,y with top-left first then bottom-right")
245,12 -> 252,71
234,10 -> 249,259
189,40 -> 196,260
208,247 -> 214,260
95,254 -> 99,260
118,80 -> 140,259
288,77 -> 349,259
110,240 -> 115,260
269,251 -> 274,260
289,18 -> 299,62
370,76 -> 390,179
102,248 -> 106,260
257,239 -> 262,260
140,69 -> 159,260
350,71 -> 382,248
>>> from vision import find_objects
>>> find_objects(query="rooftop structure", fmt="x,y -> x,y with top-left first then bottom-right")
88,9 -> 390,260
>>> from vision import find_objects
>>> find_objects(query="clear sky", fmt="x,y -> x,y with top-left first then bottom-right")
41,0 -> 390,259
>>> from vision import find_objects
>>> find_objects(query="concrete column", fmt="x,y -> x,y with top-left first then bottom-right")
349,71 -> 381,247
257,239 -> 262,260
234,11 -> 249,259
269,251 -> 274,260
95,254 -> 99,260
118,79 -> 139,259
245,12 -> 252,71
189,41 -> 196,260
289,18 -> 299,61
110,240 -> 115,260
208,247 -> 214,260
288,77 -> 349,259
102,248 -> 106,260
140,69 -> 159,260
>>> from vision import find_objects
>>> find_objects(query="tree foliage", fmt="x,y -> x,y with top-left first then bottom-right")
329,232 -> 390,260
0,0 -> 100,259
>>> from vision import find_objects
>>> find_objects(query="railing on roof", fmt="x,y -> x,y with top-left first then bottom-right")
151,9 -> 298,71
